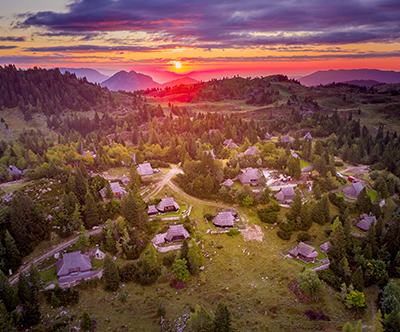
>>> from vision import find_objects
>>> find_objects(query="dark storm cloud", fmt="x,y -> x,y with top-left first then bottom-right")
0,36 -> 26,42
18,0 -> 400,48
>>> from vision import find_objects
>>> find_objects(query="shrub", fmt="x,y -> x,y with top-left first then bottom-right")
277,230 -> 291,240
227,229 -> 240,237
297,232 -> 311,242
204,213 -> 214,221
119,262 -> 140,282
163,252 -> 176,267
258,210 -> 278,224
334,161 -> 344,167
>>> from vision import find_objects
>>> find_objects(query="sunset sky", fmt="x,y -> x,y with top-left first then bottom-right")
1,0 -> 400,82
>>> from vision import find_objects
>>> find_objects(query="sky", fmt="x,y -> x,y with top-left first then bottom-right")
0,0 -> 400,82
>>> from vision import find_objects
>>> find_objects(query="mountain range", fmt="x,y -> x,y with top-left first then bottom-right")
299,69 -> 400,86
58,68 -> 109,84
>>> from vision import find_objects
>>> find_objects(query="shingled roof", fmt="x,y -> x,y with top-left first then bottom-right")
157,197 -> 180,212
137,162 -> 154,177
223,139 -> 238,149
357,214 -> 377,232
343,182 -> 364,198
289,242 -> 318,261
274,187 -> 295,203
165,225 -> 190,242
282,136 -> 293,143
56,251 -> 92,277
120,175 -> 130,186
238,168 -> 261,186
148,205 -> 158,215
221,179 -> 234,187
99,181 -> 127,200
213,212 -> 235,228
7,165 -> 23,175
265,132 -> 272,140
303,132 -> 313,140
244,146 -> 261,155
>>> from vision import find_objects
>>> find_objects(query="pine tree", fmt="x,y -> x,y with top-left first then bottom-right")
103,255 -> 120,291
172,259 -> 190,283
181,239 -> 189,261
371,310 -> 384,332
84,192 -> 99,229
0,300 -> 15,331
378,179 -> 389,199
213,300 -> 233,332
81,310 -> 93,331
321,196 -> 330,224
188,305 -> 214,332
17,272 -> 33,306
0,270 -> 18,312
51,292 -> 61,308
27,264 -> 42,301
351,266 -> 364,292
188,239 -> 203,275
329,218 -> 346,263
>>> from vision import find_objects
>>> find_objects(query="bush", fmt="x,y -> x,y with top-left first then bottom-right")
369,170 -> 380,180
227,229 -> 240,237
119,262 -> 140,282
334,161 -> 344,167
277,230 -> 291,240
297,232 -> 311,242
204,213 -> 214,221
163,252 -> 176,267
258,210 -> 278,224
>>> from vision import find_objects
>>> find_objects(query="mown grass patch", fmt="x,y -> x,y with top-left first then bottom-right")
40,266 -> 57,284
299,160 -> 310,169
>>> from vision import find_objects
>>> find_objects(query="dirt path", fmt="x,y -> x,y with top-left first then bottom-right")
341,165 -> 373,189
143,165 -> 182,201
10,227 -> 103,285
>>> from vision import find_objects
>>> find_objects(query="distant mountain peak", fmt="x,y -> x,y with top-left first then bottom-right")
58,67 -> 109,84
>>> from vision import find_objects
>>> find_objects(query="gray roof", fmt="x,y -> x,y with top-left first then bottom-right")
221,179 -> 234,187
121,175 -> 130,186
303,132 -> 313,140
282,136 -> 293,143
289,242 -> 318,259
83,150 -> 96,158
165,225 -> 190,242
265,132 -> 271,140
291,150 -> 299,158
357,214 -> 377,232
56,251 -> 92,277
205,150 -> 216,160
319,242 -> 330,253
275,187 -> 295,202
148,205 -> 158,215
238,168 -> 261,185
137,162 -> 154,177
213,212 -> 235,228
244,146 -> 261,155
99,181 -> 127,198
157,197 -> 179,211
343,182 -> 364,198
223,139 -> 238,149
7,165 -> 23,175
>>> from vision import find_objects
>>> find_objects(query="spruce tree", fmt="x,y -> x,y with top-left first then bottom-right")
181,239 -> 189,261
0,270 -> 18,312
81,310 -> 93,331
213,300 -> 233,332
17,272 -> 33,306
188,239 -> 202,275
103,255 -> 120,291
188,305 -> 214,332
321,195 -> 330,224
28,264 -> 42,302
378,179 -> 389,199
0,300 -> 15,331
3,230 -> 21,273
352,266 -> 364,292
84,192 -> 99,229
329,218 -> 346,263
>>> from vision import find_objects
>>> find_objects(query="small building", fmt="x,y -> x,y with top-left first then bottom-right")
343,182 -> 364,199
223,139 -> 238,149
99,181 -> 127,200
319,242 -> 330,254
357,214 -> 377,232
274,187 -> 295,204
205,149 -> 216,160
265,132 -> 272,140
94,248 -> 106,260
121,175 -> 130,186
282,136 -> 293,144
291,150 -> 299,159
147,205 -> 158,216
56,251 -> 93,282
83,150 -> 96,158
289,242 -> 318,263
157,197 -> 180,213
220,179 -> 234,187
165,225 -> 190,242
244,146 -> 261,156
303,132 -> 313,140
238,168 -> 262,186
130,154 -> 137,165
7,165 -> 23,176
137,162 -> 154,177
213,211 -> 235,228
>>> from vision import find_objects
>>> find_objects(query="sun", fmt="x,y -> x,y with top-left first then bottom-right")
174,61 -> 182,69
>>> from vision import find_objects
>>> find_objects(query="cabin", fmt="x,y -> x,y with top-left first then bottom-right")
94,248 -> 106,260
238,168 -> 262,186
83,150 -> 96,158
343,182 -> 364,199
120,175 -> 130,186
244,146 -> 261,156
265,132 -> 272,140
223,139 -> 238,149
137,162 -> 154,177
165,225 -> 190,242
274,187 -> 295,204
357,214 -> 377,232
289,242 -> 318,263
303,132 -> 313,140
282,136 -> 293,144
100,182 -> 127,201
291,150 -> 299,158
147,205 -> 158,216
220,179 -> 234,187
157,197 -> 180,213
56,251 -> 99,284
7,165 -> 23,176
213,211 -> 235,228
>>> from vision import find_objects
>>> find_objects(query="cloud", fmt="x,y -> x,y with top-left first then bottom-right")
17,0 -> 400,48
0,36 -> 26,42
24,44 -> 178,53
0,45 -> 18,49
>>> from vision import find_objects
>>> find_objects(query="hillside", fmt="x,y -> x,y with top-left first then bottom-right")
300,69 -> 400,86
58,67 -> 109,84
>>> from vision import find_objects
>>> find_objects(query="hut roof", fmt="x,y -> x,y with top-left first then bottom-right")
319,242 -> 331,253
289,242 -> 318,259
221,179 -> 234,187
265,132 -> 272,140
56,251 -> 92,277
244,146 -> 260,155
120,175 -> 130,186
223,139 -> 238,149
343,182 -> 364,198
157,197 -> 179,211
303,132 -> 313,140
7,165 -> 23,175
213,212 -> 235,227
357,214 -> 377,232
291,150 -> 299,158
165,225 -> 190,242
148,205 -> 158,215
274,187 -> 295,202
282,136 -> 293,143
238,168 -> 261,185
137,162 -> 154,177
